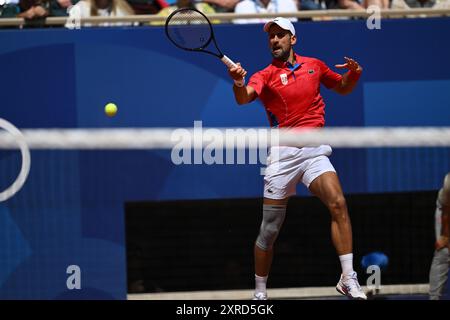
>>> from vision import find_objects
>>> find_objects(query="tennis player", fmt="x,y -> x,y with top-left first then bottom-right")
429,172 -> 450,300
228,17 -> 366,300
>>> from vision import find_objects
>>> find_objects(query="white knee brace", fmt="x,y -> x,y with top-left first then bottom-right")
255,204 -> 287,251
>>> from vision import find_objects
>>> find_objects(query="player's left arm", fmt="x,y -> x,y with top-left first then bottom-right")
436,203 -> 449,250
332,57 -> 363,95
436,174 -> 450,250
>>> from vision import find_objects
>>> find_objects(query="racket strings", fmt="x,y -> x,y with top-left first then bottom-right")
166,9 -> 212,50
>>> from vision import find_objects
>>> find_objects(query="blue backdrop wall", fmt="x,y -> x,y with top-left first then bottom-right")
0,18 -> 449,299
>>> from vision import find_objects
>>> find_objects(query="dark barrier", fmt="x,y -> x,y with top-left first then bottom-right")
126,191 -> 437,293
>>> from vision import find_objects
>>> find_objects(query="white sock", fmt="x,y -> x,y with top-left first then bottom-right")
339,253 -> 354,276
255,274 -> 268,293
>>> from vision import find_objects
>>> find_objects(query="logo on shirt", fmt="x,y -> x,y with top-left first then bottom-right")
280,73 -> 288,85
308,69 -> 315,74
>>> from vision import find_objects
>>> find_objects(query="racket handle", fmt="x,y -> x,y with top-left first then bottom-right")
221,55 -> 237,69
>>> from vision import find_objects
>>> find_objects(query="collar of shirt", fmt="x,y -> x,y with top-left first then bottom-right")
271,53 -> 304,71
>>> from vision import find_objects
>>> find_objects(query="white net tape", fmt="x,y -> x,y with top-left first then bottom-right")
1,127 -> 450,149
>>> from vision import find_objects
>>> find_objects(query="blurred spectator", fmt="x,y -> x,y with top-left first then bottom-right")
0,0 -> 21,17
126,0 -> 168,14
65,0 -> 135,27
434,0 -> 450,8
203,0 -> 239,12
300,0 -> 322,9
233,0 -> 298,24
391,0 -> 450,18
18,0 -> 49,19
391,0 -> 435,8
150,0 -> 216,25
390,0 -> 450,19
49,0 -> 79,16
325,0 -> 389,9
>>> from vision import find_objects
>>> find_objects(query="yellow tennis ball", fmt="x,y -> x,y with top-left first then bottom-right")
105,103 -> 117,117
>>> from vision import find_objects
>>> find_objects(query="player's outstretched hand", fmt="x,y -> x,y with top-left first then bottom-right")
335,57 -> 363,73
228,63 -> 247,81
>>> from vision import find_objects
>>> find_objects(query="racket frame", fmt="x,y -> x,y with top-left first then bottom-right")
165,8 -> 237,69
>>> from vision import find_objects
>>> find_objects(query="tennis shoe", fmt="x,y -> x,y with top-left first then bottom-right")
253,292 -> 268,300
336,271 -> 367,300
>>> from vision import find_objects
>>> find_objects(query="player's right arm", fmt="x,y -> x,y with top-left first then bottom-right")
228,63 -> 257,105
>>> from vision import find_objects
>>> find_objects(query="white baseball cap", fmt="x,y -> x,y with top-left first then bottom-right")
263,17 -> 296,36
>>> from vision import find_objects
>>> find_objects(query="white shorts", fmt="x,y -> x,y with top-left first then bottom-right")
263,145 -> 336,199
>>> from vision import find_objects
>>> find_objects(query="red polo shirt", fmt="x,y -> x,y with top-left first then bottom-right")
248,54 -> 342,128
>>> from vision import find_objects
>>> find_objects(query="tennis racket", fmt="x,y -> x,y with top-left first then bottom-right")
165,8 -> 238,70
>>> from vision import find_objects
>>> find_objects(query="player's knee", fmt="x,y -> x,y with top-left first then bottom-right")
255,240 -> 271,251
328,195 -> 347,213
255,204 -> 286,250
265,223 -> 281,239
256,221 -> 282,250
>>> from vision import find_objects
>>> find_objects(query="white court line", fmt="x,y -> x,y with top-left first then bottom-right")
128,284 -> 429,300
